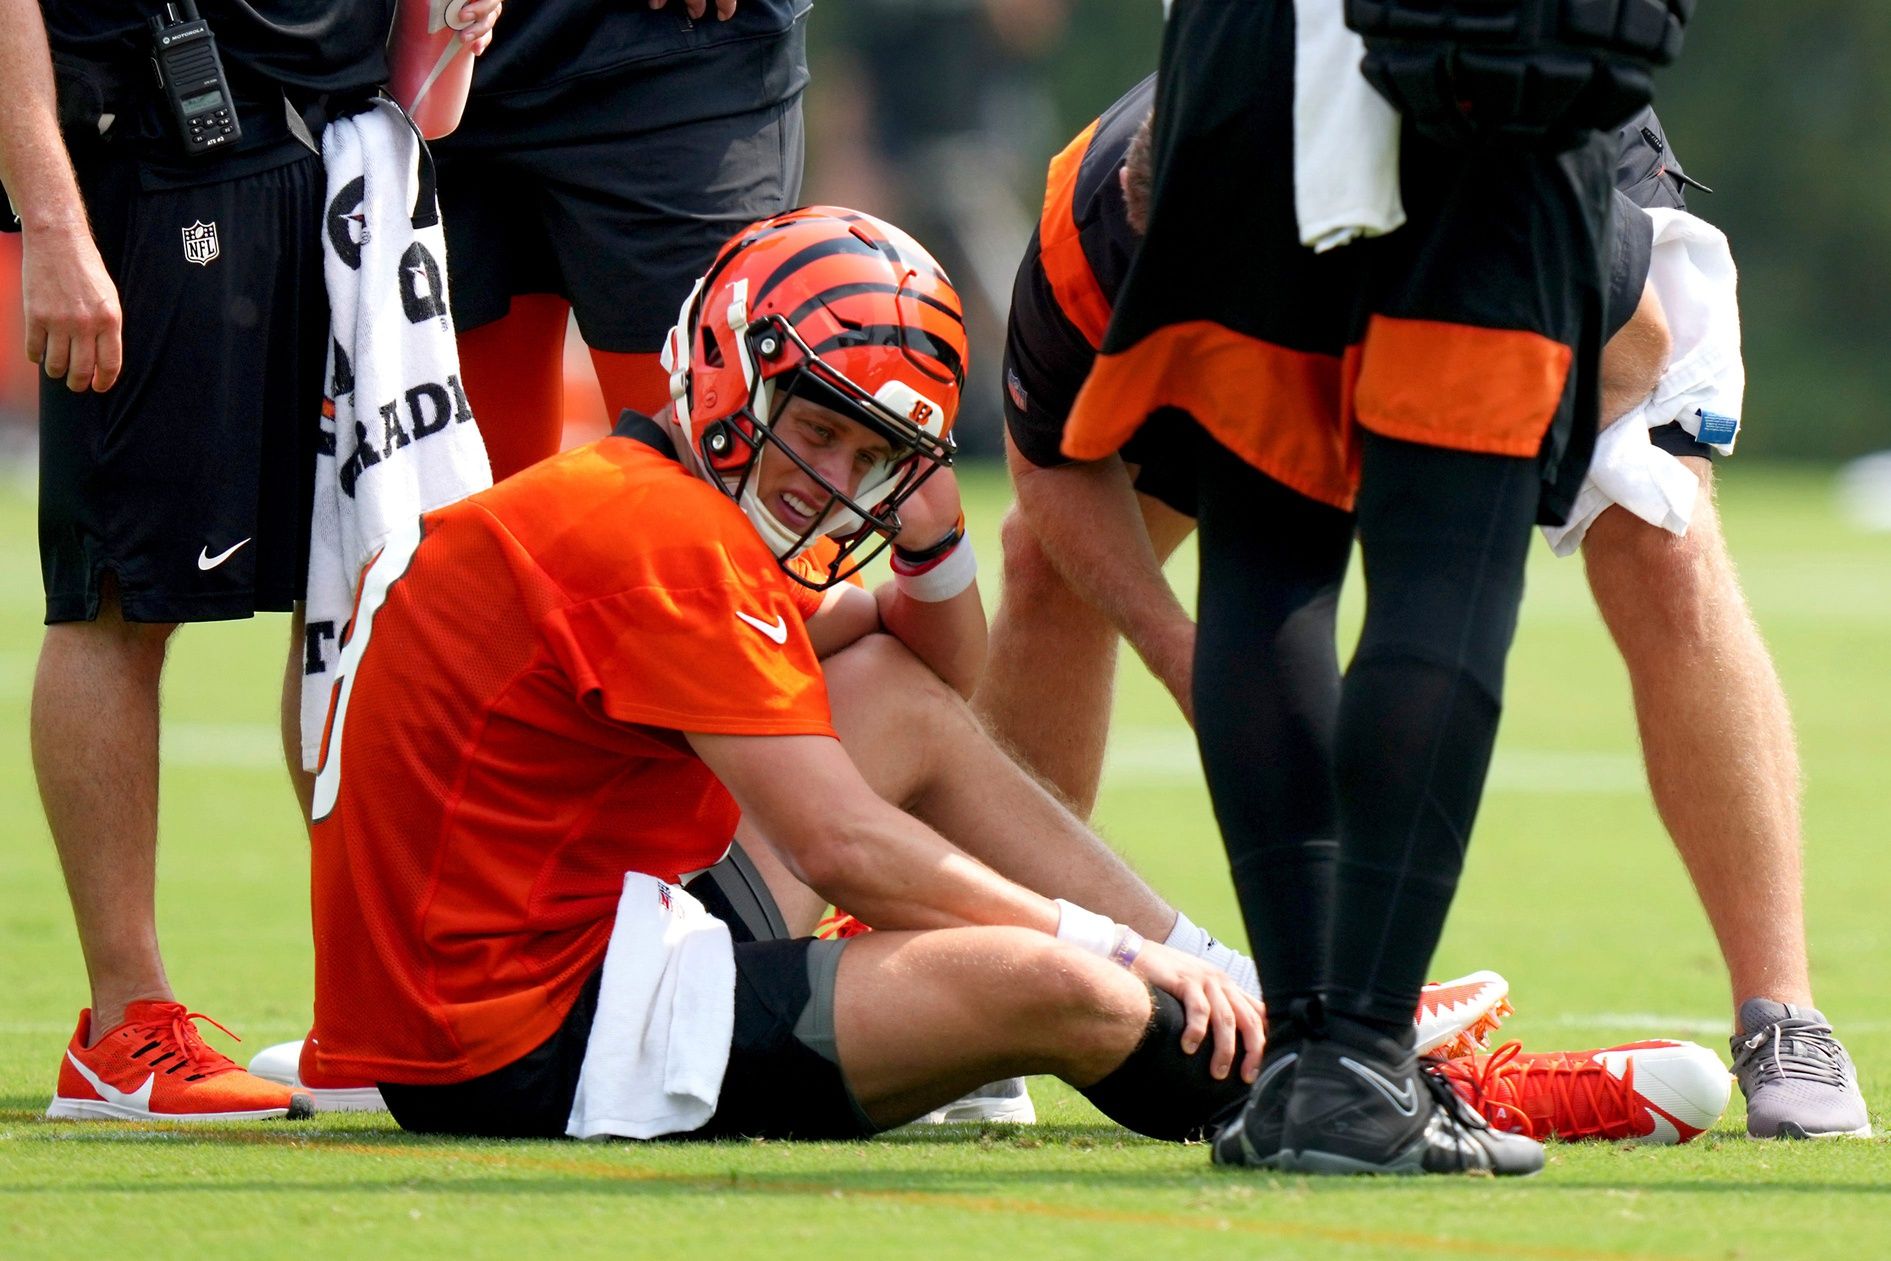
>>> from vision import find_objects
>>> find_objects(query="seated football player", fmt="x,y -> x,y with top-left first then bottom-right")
294,208 -> 1277,1142
976,80 -> 1867,1140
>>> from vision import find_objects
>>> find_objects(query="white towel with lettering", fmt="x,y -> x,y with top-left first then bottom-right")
1542,208 -> 1743,556
303,99 -> 491,768
567,873 -> 737,1140
1292,0 -> 1404,252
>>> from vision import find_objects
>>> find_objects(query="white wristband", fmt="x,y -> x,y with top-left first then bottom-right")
1054,898 -> 1119,959
892,537 -> 976,603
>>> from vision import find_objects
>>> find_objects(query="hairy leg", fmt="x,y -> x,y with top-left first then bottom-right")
755,634 -> 1180,938
831,926 -> 1149,1124
1582,460 -> 1811,1015
282,604 -> 315,825
457,294 -> 572,482
974,495 -> 1194,818
32,582 -> 178,1037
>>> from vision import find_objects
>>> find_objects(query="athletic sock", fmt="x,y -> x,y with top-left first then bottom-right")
1078,986 -> 1251,1142
1164,911 -> 1260,1000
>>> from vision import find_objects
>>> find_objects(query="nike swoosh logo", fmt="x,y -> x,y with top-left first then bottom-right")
735,610 -> 788,644
1256,1050 -> 1298,1095
1339,1055 -> 1419,1117
65,1050 -> 155,1113
197,538 -> 252,571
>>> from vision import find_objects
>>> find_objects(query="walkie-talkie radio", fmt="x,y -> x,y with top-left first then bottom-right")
149,1 -> 241,156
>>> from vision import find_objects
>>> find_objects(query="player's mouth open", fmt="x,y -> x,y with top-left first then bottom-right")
774,489 -> 824,530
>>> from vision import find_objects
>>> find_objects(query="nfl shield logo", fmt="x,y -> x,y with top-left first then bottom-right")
182,220 -> 220,266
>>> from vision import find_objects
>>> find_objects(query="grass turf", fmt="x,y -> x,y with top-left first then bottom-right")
2,460 -> 1888,1258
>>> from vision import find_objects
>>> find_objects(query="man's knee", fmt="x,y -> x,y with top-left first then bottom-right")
1584,503 -> 1725,643
825,633 -> 963,720
997,508 -> 1074,610
1003,935 -> 1152,1075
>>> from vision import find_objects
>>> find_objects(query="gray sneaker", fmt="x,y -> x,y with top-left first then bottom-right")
1730,1000 -> 1871,1139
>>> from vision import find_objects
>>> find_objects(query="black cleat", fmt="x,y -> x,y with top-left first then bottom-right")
1212,1044 -> 1299,1167
1275,1021 -> 1543,1176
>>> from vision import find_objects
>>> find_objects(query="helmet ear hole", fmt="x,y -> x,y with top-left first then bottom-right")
701,325 -> 725,368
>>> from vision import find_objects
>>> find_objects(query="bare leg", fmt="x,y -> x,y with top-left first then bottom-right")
832,926 -> 1151,1125
821,634 -> 1179,938
283,604 -> 316,826
974,497 -> 1194,817
1582,460 -> 1812,1017
32,582 -> 177,1038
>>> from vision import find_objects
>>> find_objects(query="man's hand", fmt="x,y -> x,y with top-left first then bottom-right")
22,220 -> 122,393
457,0 -> 503,55
891,466 -> 964,554
1131,940 -> 1265,1084
651,0 -> 737,20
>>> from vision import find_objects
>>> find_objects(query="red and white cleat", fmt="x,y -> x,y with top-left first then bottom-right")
1433,1039 -> 1733,1143
48,1003 -> 311,1122
1415,971 -> 1514,1058
248,1035 -> 387,1113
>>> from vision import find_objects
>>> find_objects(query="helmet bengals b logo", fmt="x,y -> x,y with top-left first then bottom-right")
908,400 -> 935,425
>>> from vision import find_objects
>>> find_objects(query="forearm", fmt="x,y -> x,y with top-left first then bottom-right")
1013,451 -> 1194,708
873,580 -> 985,697
1599,281 -> 1671,427
0,0 -> 87,231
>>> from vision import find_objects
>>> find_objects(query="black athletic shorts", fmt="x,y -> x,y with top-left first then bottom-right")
431,25 -> 808,355
38,135 -> 328,624
380,919 -> 873,1141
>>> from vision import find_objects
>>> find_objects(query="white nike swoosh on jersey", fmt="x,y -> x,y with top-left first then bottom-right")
197,538 -> 252,571
65,1050 -> 155,1113
1339,1055 -> 1419,1116
735,610 -> 789,644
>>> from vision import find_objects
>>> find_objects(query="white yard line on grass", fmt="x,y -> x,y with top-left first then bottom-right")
1103,727 -> 1646,793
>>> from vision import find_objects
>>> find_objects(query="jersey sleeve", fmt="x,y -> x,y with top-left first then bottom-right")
1002,231 -> 1104,469
541,529 -> 835,739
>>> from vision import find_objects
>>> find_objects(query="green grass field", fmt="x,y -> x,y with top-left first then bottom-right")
2,461 -> 1888,1259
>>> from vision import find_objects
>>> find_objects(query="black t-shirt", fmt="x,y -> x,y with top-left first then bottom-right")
1003,90 -> 1703,470
42,1 -> 393,95
443,0 -> 810,142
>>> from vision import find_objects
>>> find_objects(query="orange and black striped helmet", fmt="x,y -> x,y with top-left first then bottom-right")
660,206 -> 967,587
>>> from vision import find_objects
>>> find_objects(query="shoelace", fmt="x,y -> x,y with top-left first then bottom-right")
128,1008 -> 242,1082
1441,1041 -> 1646,1141
1733,1018 -> 1850,1089
814,910 -> 871,940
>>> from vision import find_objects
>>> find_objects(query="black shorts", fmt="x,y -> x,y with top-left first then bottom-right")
38,138 -> 328,624
379,936 -> 873,1141
432,66 -> 806,354
1070,0 -> 1614,525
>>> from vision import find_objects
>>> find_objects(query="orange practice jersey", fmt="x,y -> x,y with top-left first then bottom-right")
309,436 -> 834,1085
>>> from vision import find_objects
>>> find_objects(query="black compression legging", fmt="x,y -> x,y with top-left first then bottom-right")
1194,431 -> 1542,1035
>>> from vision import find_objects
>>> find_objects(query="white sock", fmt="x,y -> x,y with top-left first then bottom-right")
1165,911 -> 1262,1000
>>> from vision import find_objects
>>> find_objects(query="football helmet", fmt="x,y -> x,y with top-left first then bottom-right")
660,206 -> 966,588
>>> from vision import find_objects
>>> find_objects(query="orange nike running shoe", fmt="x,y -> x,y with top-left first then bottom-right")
48,1002 -> 313,1122
1433,1039 -> 1732,1144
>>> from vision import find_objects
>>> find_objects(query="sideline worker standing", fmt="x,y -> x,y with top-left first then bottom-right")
0,0 -> 497,1122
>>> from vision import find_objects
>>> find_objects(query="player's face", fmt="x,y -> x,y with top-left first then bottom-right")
756,395 -> 898,536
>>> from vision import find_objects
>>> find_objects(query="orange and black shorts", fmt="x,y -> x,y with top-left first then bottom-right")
1064,0 -> 1617,524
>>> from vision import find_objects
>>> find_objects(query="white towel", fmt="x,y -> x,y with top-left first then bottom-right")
1541,208 -> 1744,556
302,100 -> 491,768
566,874 -> 737,1140
1292,0 -> 1404,253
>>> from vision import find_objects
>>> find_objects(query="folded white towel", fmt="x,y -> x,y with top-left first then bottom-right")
1542,207 -> 1743,556
1292,0 -> 1405,253
566,874 -> 737,1141
303,100 -> 492,769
